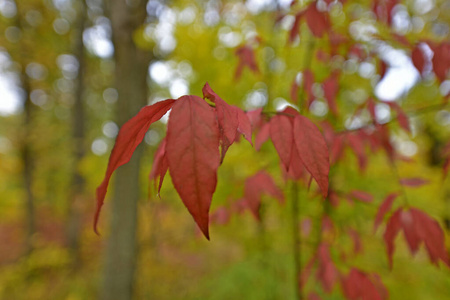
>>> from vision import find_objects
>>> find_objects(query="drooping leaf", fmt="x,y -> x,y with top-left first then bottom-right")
255,122 -> 270,151
384,207 -> 450,268
166,95 -> 220,240
412,44 -> 426,75
294,115 -> 330,197
149,137 -> 169,195
242,171 -> 284,220
399,177 -> 429,187
288,12 -> 304,44
234,45 -> 259,80
388,102 -> 410,133
236,107 -> 252,145
316,243 -> 339,293
374,192 -> 399,232
95,99 -> 175,234
348,190 -> 374,203
346,132 -> 367,171
304,2 -> 330,38
202,82 -> 239,162
270,114 -> 293,170
431,42 -> 450,83
341,268 -> 389,300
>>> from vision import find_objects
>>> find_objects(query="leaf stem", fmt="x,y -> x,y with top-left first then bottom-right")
291,181 -> 303,300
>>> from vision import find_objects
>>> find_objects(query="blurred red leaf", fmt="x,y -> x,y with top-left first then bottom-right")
374,192 -> 399,232
234,45 -> 259,80
412,44 -> 426,75
384,207 -> 450,268
399,177 -> 429,187
305,2 -> 330,38
341,268 -> 389,300
255,122 -> 270,151
348,190 -> 374,203
243,171 -> 284,220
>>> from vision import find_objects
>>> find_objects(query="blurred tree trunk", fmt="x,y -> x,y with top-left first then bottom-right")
15,0 -> 35,257
66,0 -> 87,266
100,0 -> 151,299
20,72 -> 35,256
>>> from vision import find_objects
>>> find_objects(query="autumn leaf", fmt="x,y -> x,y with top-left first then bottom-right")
288,11 -> 304,44
294,115 -> 330,197
384,207 -> 450,268
412,44 -> 425,75
95,99 -> 175,234
149,137 -> 168,195
399,177 -> 429,187
242,171 -> 284,220
374,192 -> 399,232
234,45 -> 259,80
166,95 -> 220,240
316,243 -> 339,292
348,190 -> 374,203
255,122 -> 270,151
341,268 -> 388,300
270,114 -> 293,170
304,2 -> 330,38
236,107 -> 252,145
431,42 -> 450,83
202,82 -> 239,162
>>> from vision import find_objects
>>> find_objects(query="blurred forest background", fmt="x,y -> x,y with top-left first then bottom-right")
0,0 -> 449,299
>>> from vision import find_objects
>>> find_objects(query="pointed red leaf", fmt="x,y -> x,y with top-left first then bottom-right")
316,243 -> 339,292
255,122 -> 270,151
342,269 -> 388,300
349,190 -> 374,203
149,138 -> 169,195
374,192 -> 399,232
388,102 -> 410,133
270,115 -> 293,169
410,208 -> 449,266
202,83 -> 239,162
399,177 -> 429,187
243,171 -> 284,220
384,208 -> 402,268
236,107 -> 252,145
412,44 -> 425,75
94,99 -> 175,234
294,115 -> 330,197
288,12 -> 303,44
431,42 -> 450,83
305,2 -> 330,38
166,95 -> 220,240
234,45 -> 259,80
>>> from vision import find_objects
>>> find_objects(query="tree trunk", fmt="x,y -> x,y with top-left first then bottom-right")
21,73 -> 35,256
100,0 -> 151,299
66,0 -> 87,266
14,0 -> 36,257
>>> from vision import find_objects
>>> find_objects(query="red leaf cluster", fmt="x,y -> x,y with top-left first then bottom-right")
269,107 -> 330,197
384,207 -> 450,268
96,84 -> 252,240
